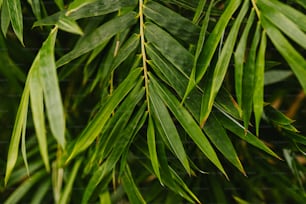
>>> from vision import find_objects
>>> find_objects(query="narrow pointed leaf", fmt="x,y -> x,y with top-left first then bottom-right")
203,114 -> 245,174
27,0 -> 41,20
67,68 -> 142,162
261,17 -> 306,92
242,23 -> 261,130
257,0 -> 306,49
216,110 -> 280,159
7,0 -> 23,44
200,0 -> 249,125
5,80 -> 30,185
39,28 -> 66,148
121,165 -> 146,204
30,63 -> 50,172
143,1 -> 200,44
147,115 -> 162,184
1,0 -> 10,36
56,12 -> 137,67
234,10 -> 255,106
149,76 -> 227,178
149,83 -> 191,175
192,0 -> 206,24
253,31 -> 267,136
195,0 -> 242,82
59,159 -> 82,204
145,22 -> 194,76
57,15 -> 84,35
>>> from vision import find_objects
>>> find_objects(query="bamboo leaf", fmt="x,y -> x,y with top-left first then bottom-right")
5,79 -> 30,185
57,15 -> 84,35
56,12 -> 137,67
59,159 -> 83,204
253,31 -> 267,136
264,70 -> 292,85
143,1 -> 200,44
149,76 -> 227,178
4,171 -> 46,204
261,17 -> 306,92
195,0 -> 242,82
216,110 -> 280,159
121,165 -> 146,204
147,115 -> 162,184
192,0 -> 206,24
7,0 -> 23,45
1,0 -> 10,36
200,0 -> 249,125
27,0 -> 41,20
66,68 -> 142,163
234,10 -> 255,107
203,114 -> 245,175
30,62 -> 50,172
145,22 -> 194,76
149,83 -> 191,175
257,0 -> 306,49
39,28 -> 66,148
242,22 -> 261,130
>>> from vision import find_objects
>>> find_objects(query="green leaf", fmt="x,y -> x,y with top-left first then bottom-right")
55,0 -> 64,10
264,105 -> 294,125
234,10 -> 255,107
39,28 -> 66,148
253,31 -> 267,136
242,22 -> 261,130
261,17 -> 306,92
29,62 -> 50,172
27,0 -> 41,20
68,0 -> 138,20
57,15 -> 84,35
203,114 -> 245,175
149,83 -> 191,175
257,0 -> 306,49
264,70 -> 292,85
195,0 -> 242,82
143,1 -> 200,44
66,68 -> 142,163
4,171 -> 46,204
199,0 -> 249,125
56,11 -> 137,67
7,0 -> 23,45
121,165 -> 146,204
149,76 -> 227,178
5,79 -> 30,185
147,115 -> 162,184
1,0 -> 10,36
30,180 -> 51,204
145,22 -> 194,76
192,0 -> 206,24
216,110 -> 280,159
59,159 -> 82,204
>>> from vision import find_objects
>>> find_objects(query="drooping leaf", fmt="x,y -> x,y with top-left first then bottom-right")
29,61 -> 50,172
121,165 -> 146,204
66,68 -> 142,163
5,79 -> 30,185
57,15 -> 84,35
1,0 -> 10,36
145,22 -> 194,76
149,82 -> 191,175
39,28 -> 66,148
261,17 -> 306,92
143,1 -> 200,44
7,0 -> 23,44
56,12 -> 137,67
200,0 -> 249,125
253,31 -> 267,136
257,0 -> 306,49
234,10 -> 255,107
149,75 -> 227,178
241,22 -> 261,130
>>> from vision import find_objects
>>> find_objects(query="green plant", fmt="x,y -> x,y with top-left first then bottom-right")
1,0 -> 306,203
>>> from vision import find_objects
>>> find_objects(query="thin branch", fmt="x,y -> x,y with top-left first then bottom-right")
139,0 -> 150,111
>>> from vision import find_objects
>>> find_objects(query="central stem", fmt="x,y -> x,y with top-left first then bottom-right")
139,0 -> 150,110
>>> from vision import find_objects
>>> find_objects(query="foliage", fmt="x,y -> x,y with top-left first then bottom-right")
0,0 -> 306,203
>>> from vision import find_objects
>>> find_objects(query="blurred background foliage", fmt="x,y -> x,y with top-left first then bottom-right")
0,0 -> 306,203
